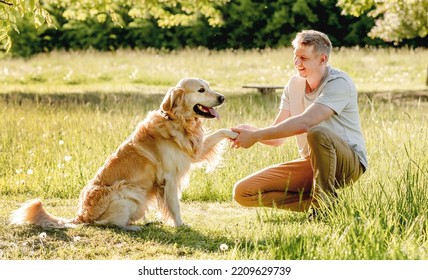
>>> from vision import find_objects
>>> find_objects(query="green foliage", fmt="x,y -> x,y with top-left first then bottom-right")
1,0 -> 228,53
3,0 -> 428,57
51,0 -> 228,28
7,0 -> 399,57
337,0 -> 428,43
0,0 -> 54,51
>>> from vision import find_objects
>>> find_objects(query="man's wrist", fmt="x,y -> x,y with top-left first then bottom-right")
254,128 -> 267,142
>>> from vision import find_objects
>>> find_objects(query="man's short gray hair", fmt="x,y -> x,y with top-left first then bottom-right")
292,30 -> 332,56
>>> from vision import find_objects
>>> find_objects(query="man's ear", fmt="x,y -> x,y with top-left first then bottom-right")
320,53 -> 328,64
161,87 -> 184,113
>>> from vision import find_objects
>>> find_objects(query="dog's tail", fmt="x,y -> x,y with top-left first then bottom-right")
10,199 -> 76,228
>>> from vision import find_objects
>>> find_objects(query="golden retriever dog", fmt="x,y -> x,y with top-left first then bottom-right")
10,77 -> 238,231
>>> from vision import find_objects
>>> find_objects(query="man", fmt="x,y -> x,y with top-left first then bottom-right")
231,30 -> 368,212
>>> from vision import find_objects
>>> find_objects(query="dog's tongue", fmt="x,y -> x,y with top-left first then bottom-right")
209,107 -> 220,119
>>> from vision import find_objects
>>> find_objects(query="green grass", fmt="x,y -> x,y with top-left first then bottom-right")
1,47 -> 427,95
0,48 -> 428,260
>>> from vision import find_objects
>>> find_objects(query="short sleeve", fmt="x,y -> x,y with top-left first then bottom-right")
315,78 -> 352,115
279,84 -> 290,111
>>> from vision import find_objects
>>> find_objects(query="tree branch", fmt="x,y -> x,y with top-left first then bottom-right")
0,0 -> 13,6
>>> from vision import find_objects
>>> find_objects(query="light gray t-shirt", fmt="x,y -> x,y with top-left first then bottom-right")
280,65 -> 368,170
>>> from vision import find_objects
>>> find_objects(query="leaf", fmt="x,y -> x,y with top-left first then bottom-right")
0,32 -> 7,41
10,23 -> 19,33
29,0 -> 35,11
4,36 -> 12,51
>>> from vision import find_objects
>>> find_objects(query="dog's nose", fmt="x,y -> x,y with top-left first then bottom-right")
217,95 -> 225,104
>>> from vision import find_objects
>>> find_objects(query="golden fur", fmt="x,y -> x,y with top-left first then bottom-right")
10,78 -> 238,231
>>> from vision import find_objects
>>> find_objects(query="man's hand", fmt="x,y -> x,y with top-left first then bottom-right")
230,124 -> 261,149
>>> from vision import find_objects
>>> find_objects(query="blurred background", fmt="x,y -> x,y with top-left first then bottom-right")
2,0 -> 427,58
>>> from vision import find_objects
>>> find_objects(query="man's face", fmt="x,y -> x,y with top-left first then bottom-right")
293,45 -> 324,78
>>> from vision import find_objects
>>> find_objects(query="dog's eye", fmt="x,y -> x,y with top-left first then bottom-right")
198,88 -> 205,93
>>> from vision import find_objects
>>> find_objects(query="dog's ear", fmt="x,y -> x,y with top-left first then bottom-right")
161,87 -> 184,113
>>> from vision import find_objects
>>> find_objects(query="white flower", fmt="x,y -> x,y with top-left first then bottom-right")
27,169 -> 34,175
59,140 -> 65,145
73,236 -> 81,242
16,169 -> 23,174
219,243 -> 229,251
39,232 -> 47,239
64,155 -> 72,162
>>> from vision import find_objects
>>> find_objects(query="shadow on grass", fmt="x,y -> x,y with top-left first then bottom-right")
6,220 -> 233,257
123,222 -> 232,254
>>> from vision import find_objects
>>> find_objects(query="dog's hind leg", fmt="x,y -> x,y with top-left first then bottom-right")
95,198 -> 145,231
94,185 -> 148,231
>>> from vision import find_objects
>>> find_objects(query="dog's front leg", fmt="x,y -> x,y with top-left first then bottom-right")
202,128 -> 238,155
201,129 -> 238,158
161,175 -> 183,227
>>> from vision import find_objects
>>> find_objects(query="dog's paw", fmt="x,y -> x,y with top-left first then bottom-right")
222,129 -> 239,139
164,218 -> 184,227
122,225 -> 142,231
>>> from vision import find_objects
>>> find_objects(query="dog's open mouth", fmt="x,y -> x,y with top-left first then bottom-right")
193,104 -> 220,119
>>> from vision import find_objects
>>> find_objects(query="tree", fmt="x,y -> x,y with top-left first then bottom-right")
0,0 -> 54,51
1,0 -> 229,52
337,0 -> 428,85
337,0 -> 428,43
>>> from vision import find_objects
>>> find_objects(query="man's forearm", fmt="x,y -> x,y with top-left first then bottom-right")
257,115 -> 309,142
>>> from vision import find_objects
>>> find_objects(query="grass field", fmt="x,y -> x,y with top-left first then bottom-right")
1,47 -> 427,95
0,48 -> 428,260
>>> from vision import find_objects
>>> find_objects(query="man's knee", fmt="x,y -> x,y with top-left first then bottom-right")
232,180 -> 252,207
307,126 -> 333,148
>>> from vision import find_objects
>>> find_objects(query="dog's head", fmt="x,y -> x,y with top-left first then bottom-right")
161,78 -> 225,120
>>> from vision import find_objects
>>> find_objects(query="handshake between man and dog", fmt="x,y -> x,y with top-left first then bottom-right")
11,78 -> 238,231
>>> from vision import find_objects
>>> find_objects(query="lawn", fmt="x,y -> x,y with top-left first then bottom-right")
0,48 -> 427,260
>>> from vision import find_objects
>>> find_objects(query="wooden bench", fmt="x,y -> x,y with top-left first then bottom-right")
242,85 -> 284,95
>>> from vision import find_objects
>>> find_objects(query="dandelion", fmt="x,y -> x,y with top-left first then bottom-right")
27,169 -> 34,175
219,243 -> 228,251
129,68 -> 138,80
64,155 -> 72,162
63,69 -> 73,81
59,140 -> 65,145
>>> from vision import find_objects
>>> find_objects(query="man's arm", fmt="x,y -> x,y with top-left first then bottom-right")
231,110 -> 290,148
232,103 -> 334,148
260,109 -> 290,146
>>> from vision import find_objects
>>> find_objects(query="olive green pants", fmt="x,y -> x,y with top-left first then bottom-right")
233,126 -> 365,211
